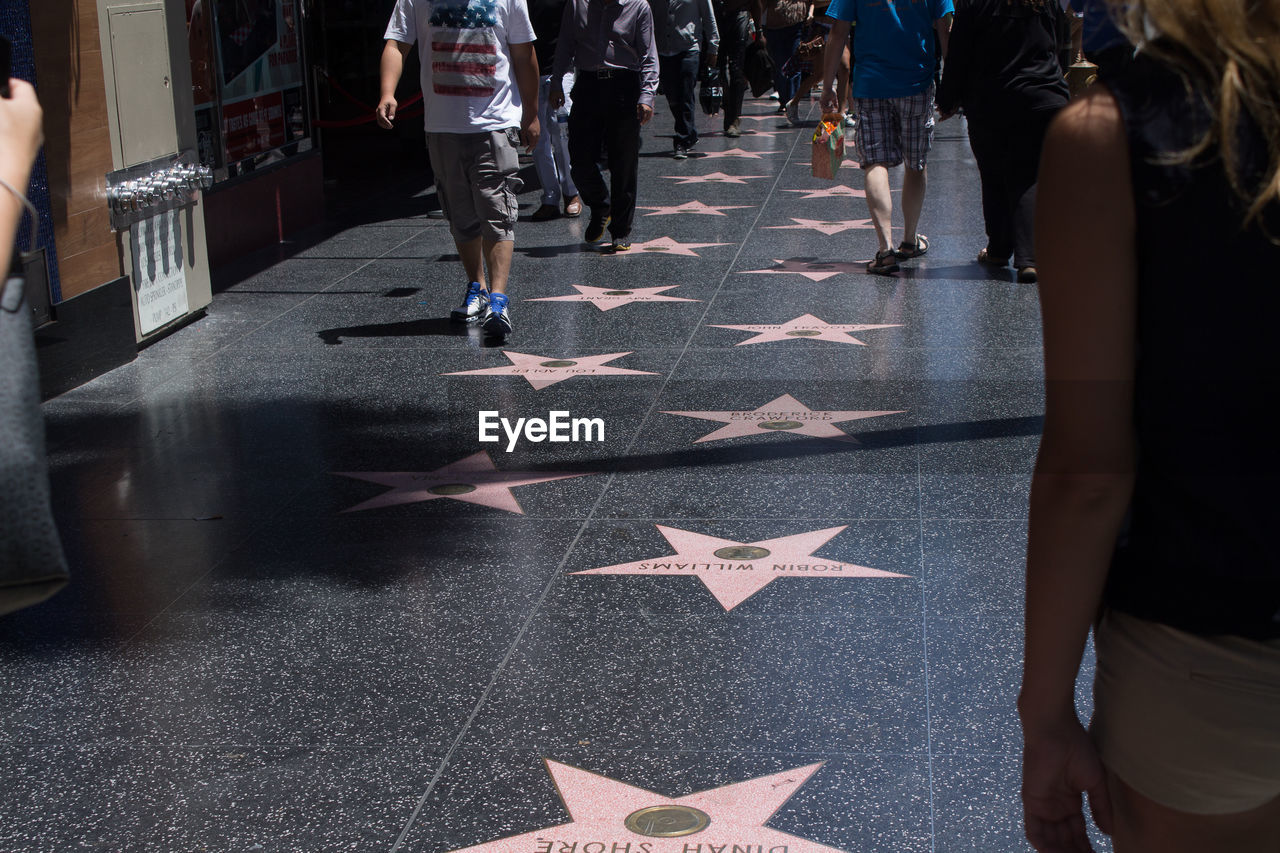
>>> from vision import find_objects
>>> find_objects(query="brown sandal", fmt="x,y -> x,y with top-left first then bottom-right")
867,248 -> 900,275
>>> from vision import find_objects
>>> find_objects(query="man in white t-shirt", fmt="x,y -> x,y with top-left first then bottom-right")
377,0 -> 541,337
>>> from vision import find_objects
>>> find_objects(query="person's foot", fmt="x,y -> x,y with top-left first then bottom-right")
450,281 -> 489,322
866,248 -> 900,276
530,203 -> 560,221
673,145 -> 688,160
1016,266 -> 1038,283
584,210 -> 611,244
564,196 -> 582,217
785,98 -> 800,125
724,120 -> 741,138
844,112 -> 856,128
977,247 -> 1010,267
610,238 -> 632,253
482,292 -> 512,336
894,234 -> 929,259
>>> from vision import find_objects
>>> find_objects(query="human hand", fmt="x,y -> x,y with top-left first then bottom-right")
1021,710 -> 1114,852
0,79 -> 44,185
550,85 -> 565,110
376,96 -> 397,129
520,114 -> 541,153
637,103 -> 653,125
819,84 -> 839,115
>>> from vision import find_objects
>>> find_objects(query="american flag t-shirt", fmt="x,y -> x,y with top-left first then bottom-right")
429,0 -> 502,98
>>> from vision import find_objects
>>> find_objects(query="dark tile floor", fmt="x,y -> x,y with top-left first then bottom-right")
3,100 -> 1110,851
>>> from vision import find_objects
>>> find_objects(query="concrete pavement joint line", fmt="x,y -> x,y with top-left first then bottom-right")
391,124 -> 811,850
918,455 -> 938,851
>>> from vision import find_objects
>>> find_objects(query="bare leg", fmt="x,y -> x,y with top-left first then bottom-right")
901,164 -> 927,246
458,237 -> 485,287
1107,770 -> 1280,853
864,164 -> 894,253
788,70 -> 822,113
483,238 -> 514,295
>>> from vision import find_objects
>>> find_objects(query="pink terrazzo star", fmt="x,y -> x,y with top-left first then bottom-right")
448,760 -> 845,853
741,259 -> 872,281
528,284 -> 700,311
697,148 -> 772,160
444,351 -> 657,389
623,236 -> 732,256
709,313 -> 901,346
334,452 -> 591,514
662,393 -> 905,444
764,218 -> 875,235
575,525 -> 907,610
736,114 -> 784,122
662,172 -> 768,185
638,200 -> 753,216
794,158 -> 861,169
784,184 -> 866,199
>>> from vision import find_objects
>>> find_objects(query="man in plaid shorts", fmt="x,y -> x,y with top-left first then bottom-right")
820,0 -> 953,274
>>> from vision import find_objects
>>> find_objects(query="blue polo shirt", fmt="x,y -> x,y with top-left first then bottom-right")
827,0 -> 954,98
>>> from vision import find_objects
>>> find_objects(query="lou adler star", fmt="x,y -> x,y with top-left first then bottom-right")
527,284 -> 700,311
709,313 -> 901,346
784,184 -> 867,200
661,172 -> 768,185
574,525 -> 908,610
740,259 -> 872,281
446,760 -> 849,853
622,236 -> 732,256
444,351 -> 657,389
638,200 -> 753,216
764,218 -> 875,235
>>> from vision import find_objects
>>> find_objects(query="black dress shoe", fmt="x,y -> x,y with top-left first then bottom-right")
530,204 -> 560,221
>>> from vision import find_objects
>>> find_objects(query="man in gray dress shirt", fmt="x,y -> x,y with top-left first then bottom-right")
551,0 -> 660,252
653,0 -> 719,158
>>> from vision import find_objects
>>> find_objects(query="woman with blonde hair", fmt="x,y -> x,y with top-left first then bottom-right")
1020,0 -> 1280,850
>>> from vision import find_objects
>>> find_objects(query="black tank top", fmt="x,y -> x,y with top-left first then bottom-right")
1103,50 -> 1280,639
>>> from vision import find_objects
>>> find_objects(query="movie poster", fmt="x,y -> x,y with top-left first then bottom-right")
205,0 -> 309,164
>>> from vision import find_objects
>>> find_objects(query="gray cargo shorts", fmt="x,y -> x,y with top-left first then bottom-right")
426,128 -> 523,243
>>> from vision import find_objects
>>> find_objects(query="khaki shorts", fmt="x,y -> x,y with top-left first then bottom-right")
1091,609 -> 1280,814
427,128 -> 523,243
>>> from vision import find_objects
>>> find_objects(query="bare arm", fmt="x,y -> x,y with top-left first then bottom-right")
934,11 -> 952,61
509,41 -> 541,151
0,79 -> 43,270
819,19 -> 850,113
377,39 -> 412,129
1020,86 -> 1135,852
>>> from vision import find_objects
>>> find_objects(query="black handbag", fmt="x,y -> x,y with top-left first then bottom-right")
0,272 -> 69,615
744,38 -> 775,98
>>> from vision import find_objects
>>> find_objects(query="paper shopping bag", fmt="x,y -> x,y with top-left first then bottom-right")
811,114 -> 845,180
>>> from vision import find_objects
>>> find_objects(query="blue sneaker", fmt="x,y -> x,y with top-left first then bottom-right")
450,281 -> 488,322
482,292 -> 512,336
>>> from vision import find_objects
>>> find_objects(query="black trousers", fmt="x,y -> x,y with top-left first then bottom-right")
715,9 -> 749,129
659,48 -> 700,149
568,72 -> 643,239
966,109 -> 1058,268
